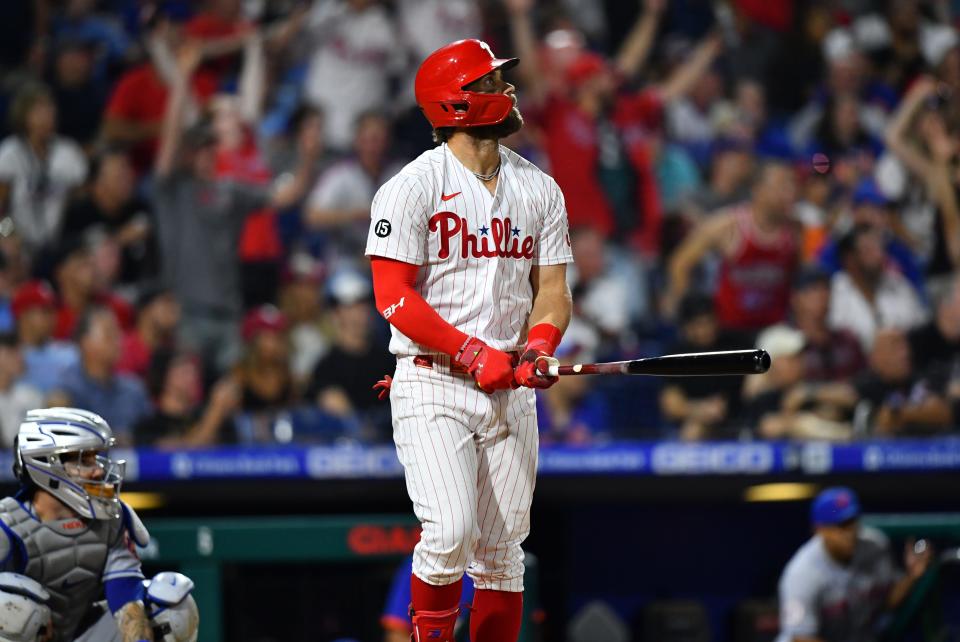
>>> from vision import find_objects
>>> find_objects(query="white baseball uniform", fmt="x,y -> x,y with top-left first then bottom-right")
365,143 -> 572,591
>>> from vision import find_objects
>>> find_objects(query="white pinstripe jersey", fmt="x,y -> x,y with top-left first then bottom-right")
366,143 -> 573,357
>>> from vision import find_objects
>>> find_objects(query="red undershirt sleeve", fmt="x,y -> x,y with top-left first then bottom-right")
370,256 -> 469,357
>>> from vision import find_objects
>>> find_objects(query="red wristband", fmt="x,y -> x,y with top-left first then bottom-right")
526,323 -> 562,355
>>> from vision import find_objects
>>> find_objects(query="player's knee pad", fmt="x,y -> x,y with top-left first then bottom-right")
143,572 -> 199,642
411,605 -> 459,642
0,572 -> 51,642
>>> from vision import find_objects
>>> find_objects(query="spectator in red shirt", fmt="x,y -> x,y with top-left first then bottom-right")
665,162 -> 800,334
117,286 -> 181,379
507,0 -> 722,255
49,239 -> 133,340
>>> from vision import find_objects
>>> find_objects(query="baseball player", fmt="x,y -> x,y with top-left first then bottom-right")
0,407 -> 198,642
776,487 -> 932,642
367,39 -> 572,642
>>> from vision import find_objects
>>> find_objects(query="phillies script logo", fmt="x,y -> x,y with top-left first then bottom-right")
347,525 -> 421,555
429,212 -> 534,260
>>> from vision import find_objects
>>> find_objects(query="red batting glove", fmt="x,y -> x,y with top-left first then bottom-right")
515,324 -> 562,389
372,374 -> 393,400
456,337 -> 516,393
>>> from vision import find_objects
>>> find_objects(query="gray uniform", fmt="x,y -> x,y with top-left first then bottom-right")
0,497 -> 146,642
776,526 -> 899,642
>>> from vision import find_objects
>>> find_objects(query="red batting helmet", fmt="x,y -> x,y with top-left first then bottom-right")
415,39 -> 519,129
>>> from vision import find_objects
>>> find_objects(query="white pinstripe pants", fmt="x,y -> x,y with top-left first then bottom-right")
390,355 -> 539,592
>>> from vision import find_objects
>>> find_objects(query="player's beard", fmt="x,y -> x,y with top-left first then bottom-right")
469,106 -> 524,141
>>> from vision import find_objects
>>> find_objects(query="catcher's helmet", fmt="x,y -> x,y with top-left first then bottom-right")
13,408 -> 125,520
414,39 -> 519,129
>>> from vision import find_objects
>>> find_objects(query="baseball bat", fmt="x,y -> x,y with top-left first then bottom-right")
539,349 -> 771,377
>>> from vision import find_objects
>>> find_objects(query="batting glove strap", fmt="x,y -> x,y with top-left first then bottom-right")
454,336 -> 483,369
526,323 -> 563,355
456,337 -> 516,392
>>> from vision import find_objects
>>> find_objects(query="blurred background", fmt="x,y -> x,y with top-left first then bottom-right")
0,0 -> 959,640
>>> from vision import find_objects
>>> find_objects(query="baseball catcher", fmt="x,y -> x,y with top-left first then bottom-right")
0,407 -> 198,642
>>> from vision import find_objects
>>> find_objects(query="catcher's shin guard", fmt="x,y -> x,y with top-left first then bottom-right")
411,605 -> 459,641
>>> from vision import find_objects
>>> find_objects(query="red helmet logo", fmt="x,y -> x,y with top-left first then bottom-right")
414,39 -> 519,130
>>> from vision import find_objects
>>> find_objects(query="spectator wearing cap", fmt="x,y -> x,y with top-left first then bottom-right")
0,81 -> 87,250
134,349 -> 240,447
816,178 -> 924,294
853,328 -> 954,437
666,162 -> 799,334
278,253 -> 331,389
116,287 -> 181,380
48,34 -> 108,148
507,0 -> 721,253
743,325 -> 855,441
0,333 -> 42,447
50,238 -> 133,341
307,271 -> 394,443
828,225 -> 927,350
659,293 -> 743,441
776,487 -> 932,642
790,265 -> 865,383
61,148 -> 158,289
152,41 -> 318,375
232,305 -> 295,444
52,306 -> 151,444
536,319 -> 609,446
305,111 -> 405,266
12,280 -> 78,393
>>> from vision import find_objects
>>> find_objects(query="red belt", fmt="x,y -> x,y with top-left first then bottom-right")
414,352 -> 520,375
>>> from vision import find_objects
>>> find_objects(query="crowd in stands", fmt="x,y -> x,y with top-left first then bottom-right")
0,0 -> 957,448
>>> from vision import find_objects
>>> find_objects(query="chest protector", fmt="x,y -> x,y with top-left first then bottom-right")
0,496 -> 122,642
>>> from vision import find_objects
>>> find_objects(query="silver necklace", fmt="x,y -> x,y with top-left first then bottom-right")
473,162 -> 501,182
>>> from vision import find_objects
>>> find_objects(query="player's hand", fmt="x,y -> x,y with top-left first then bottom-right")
373,374 -> 393,400
905,538 -> 933,580
456,337 -> 516,393
514,339 -> 559,389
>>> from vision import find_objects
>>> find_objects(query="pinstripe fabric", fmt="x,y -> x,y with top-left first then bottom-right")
391,357 -> 537,592
365,144 -> 574,356
368,142 -> 571,594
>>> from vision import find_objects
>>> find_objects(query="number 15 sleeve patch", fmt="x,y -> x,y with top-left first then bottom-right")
366,175 -> 429,265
